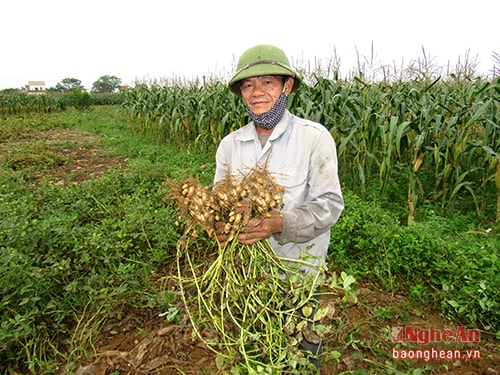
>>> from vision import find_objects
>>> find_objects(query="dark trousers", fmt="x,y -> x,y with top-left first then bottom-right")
298,287 -> 322,373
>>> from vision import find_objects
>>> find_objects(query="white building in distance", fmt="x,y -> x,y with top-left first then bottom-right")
25,81 -> 46,94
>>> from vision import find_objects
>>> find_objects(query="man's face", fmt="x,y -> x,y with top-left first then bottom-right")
239,75 -> 293,115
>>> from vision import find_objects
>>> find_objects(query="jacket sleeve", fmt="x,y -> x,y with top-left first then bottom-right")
276,129 -> 344,244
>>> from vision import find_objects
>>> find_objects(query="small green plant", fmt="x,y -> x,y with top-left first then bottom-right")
69,88 -> 91,110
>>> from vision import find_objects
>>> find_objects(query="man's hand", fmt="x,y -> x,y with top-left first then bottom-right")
238,210 -> 283,245
215,203 -> 283,246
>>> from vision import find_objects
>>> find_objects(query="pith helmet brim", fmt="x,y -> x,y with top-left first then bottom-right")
228,45 -> 302,95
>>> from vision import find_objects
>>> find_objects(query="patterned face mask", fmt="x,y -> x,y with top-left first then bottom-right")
246,92 -> 287,130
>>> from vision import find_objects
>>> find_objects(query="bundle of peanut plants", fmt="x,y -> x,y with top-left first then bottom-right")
169,165 -> 331,374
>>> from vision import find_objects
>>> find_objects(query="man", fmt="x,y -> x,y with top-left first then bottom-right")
214,44 -> 344,370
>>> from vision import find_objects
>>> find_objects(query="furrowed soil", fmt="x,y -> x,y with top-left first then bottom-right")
4,128 -> 498,375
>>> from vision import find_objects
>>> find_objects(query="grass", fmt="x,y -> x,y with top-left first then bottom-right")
0,106 -> 498,374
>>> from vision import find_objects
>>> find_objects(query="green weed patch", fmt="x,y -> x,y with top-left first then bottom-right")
329,192 -> 499,336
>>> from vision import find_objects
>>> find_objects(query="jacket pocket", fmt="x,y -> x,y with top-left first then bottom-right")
276,169 -> 308,207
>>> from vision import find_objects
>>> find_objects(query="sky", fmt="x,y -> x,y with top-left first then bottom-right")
1,0 -> 499,90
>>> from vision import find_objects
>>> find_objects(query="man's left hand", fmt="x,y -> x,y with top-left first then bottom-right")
238,210 -> 283,245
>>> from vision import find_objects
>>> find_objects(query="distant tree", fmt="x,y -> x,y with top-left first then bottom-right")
0,88 -> 22,95
92,75 -> 122,93
50,78 -> 85,92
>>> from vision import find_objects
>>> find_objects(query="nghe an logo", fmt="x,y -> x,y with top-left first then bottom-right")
391,326 -> 481,345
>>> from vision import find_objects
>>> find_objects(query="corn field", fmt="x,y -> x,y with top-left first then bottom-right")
0,93 -> 66,115
122,75 -> 500,225
122,82 -> 245,150
0,92 -> 128,115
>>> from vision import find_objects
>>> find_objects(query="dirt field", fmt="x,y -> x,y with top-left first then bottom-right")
18,129 -> 498,375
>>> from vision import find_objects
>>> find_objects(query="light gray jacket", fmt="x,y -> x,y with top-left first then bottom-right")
214,110 -> 344,273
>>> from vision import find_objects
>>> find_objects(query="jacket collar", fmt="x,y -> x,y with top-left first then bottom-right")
236,110 -> 291,142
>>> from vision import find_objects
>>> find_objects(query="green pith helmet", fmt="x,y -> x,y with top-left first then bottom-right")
228,45 -> 302,95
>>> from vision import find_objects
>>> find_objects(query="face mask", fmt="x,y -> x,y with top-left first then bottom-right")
246,92 -> 288,130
